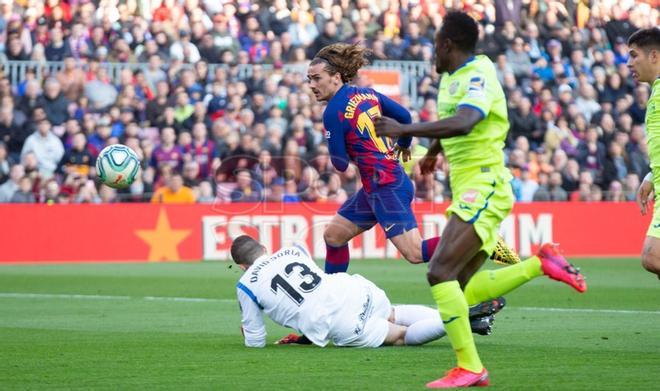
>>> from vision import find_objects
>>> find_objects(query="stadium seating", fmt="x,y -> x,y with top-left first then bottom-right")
0,0 -> 656,203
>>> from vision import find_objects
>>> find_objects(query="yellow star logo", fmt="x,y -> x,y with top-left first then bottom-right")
135,209 -> 191,262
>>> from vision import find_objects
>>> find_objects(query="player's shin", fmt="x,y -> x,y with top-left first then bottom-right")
463,256 -> 543,306
431,281 -> 483,373
421,237 -> 441,263
324,242 -> 350,273
404,318 -> 446,345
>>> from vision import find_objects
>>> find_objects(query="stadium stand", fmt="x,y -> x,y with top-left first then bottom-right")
0,0 -> 656,204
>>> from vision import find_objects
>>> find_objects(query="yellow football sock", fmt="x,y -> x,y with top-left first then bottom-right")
431,281 -> 483,373
464,256 -> 543,306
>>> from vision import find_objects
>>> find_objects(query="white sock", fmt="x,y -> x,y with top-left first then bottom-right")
404,317 -> 446,346
393,305 -> 438,326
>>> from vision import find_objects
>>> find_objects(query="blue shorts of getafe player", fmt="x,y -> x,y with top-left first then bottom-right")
337,173 -> 417,239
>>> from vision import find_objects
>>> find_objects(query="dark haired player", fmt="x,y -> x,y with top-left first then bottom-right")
629,27 -> 660,278
376,11 -> 587,387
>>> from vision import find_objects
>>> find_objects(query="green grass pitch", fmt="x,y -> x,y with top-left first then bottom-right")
0,258 -> 658,390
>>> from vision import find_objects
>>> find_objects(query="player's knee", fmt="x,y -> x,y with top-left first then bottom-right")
641,254 -> 660,275
427,267 -> 457,286
323,227 -> 346,247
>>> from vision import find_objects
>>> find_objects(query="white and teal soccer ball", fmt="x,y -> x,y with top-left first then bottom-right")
96,144 -> 140,189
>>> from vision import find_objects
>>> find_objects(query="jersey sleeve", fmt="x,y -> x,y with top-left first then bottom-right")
457,72 -> 493,120
323,109 -> 350,172
237,286 -> 266,348
377,92 -> 412,148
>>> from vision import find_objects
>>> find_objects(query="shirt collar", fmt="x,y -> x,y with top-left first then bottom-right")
448,55 -> 476,75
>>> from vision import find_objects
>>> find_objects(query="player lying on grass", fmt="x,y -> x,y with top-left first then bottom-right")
231,235 -> 505,348
307,42 -> 519,273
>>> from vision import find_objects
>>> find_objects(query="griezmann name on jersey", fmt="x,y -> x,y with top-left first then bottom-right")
323,85 -> 412,193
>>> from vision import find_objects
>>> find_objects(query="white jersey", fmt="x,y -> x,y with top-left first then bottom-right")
237,244 -> 385,347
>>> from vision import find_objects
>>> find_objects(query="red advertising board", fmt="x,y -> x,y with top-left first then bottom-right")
0,202 -> 648,263
358,69 -> 402,102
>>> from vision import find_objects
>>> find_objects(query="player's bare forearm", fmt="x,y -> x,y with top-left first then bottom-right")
375,107 -> 482,139
398,116 -> 472,138
427,140 -> 443,156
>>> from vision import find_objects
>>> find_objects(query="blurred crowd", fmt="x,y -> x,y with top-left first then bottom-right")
0,0 -> 657,204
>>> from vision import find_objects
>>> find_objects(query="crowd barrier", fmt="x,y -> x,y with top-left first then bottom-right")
0,202 -> 648,263
2,59 -> 431,107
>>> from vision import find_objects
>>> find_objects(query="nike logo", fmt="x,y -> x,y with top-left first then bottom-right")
443,316 -> 460,325
653,223 -> 660,229
384,224 -> 395,232
459,204 -> 471,210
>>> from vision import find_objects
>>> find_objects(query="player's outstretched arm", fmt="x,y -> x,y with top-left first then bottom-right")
374,106 -> 483,139
237,289 -> 267,347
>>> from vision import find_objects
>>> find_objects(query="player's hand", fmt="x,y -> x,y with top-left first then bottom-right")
374,116 -> 404,138
419,153 -> 438,175
637,179 -> 654,216
394,145 -> 412,162
275,333 -> 312,345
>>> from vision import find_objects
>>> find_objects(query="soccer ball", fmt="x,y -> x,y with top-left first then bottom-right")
96,144 -> 141,189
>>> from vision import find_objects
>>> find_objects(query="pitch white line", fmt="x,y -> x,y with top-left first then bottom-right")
0,292 -> 132,300
0,292 -> 233,304
1,293 -> 659,315
511,306 -> 660,316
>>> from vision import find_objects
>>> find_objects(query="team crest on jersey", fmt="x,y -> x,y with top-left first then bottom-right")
449,81 -> 460,95
460,189 -> 479,204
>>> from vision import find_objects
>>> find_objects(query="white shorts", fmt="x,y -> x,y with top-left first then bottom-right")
330,274 -> 392,348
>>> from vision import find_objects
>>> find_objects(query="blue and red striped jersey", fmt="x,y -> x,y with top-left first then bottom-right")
323,85 -> 412,193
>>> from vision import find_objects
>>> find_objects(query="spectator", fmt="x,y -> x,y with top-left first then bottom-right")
20,119 -> 64,178
84,68 -> 118,111
283,178 -> 302,203
10,176 -> 36,203
629,85 -> 650,124
151,173 -> 196,204
509,97 -> 542,149
0,142 -> 11,184
622,173 -> 640,202
45,27 -> 71,61
576,127 -> 606,180
196,180 -> 215,204
37,78 -> 69,126
505,37 -> 532,80
169,30 -> 201,63
253,149 -> 278,190
0,163 -> 24,202
230,169 -> 262,202
56,56 -> 85,101
182,161 -> 201,188
534,172 -> 568,201
574,84 -> 601,123
58,132 -> 95,178
149,127 -> 184,178
606,180 -> 626,202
